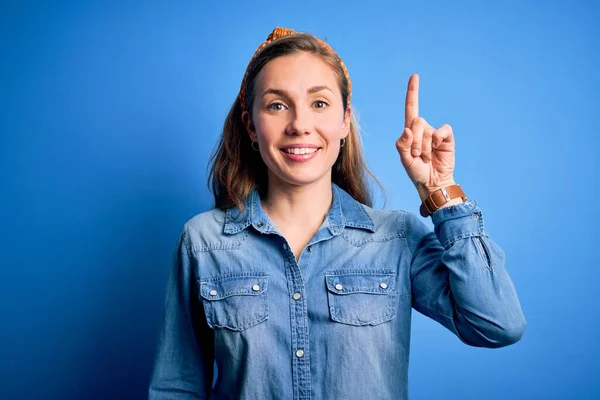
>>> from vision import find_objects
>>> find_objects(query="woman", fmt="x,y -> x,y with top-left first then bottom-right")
149,26 -> 525,400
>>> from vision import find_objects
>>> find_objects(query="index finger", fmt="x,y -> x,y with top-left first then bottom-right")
405,74 -> 419,128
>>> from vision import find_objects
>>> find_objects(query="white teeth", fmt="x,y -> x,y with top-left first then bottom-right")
285,147 -> 318,155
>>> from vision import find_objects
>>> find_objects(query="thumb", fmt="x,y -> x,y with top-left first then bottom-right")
396,127 -> 414,166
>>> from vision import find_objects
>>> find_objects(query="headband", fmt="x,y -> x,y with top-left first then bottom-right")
238,26 -> 352,112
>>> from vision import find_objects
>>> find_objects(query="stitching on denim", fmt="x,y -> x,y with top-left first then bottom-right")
328,292 -> 397,326
202,291 -> 269,331
203,273 -> 269,280
340,232 -> 404,247
331,311 -> 395,326
442,230 -> 488,250
209,313 -> 269,331
224,207 -> 252,234
189,230 -> 250,255
327,287 -> 393,294
343,204 -> 376,231
325,273 -> 395,293
433,199 -> 477,219
199,273 -> 269,283
344,222 -> 376,230
199,275 -> 268,298
325,269 -> 395,276
200,288 -> 266,300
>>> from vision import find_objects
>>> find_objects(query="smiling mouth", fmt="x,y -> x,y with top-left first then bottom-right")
281,147 -> 321,155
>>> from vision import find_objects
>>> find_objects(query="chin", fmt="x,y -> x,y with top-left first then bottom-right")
274,171 -> 331,188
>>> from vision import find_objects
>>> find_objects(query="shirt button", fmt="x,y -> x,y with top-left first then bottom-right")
307,246 -> 313,252
296,349 -> 305,358
471,213 -> 480,220
209,290 -> 217,296
380,283 -> 388,289
293,293 -> 302,300
257,222 -> 264,227
335,283 -> 343,291
252,284 -> 261,292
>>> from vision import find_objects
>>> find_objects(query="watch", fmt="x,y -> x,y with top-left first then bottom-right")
419,184 -> 467,217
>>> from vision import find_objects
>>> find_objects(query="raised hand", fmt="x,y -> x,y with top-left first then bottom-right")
395,74 -> 457,201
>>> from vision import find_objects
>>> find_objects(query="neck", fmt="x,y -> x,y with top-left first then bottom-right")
262,176 -> 333,229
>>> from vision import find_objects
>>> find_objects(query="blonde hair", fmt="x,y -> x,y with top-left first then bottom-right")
208,30 -> 380,210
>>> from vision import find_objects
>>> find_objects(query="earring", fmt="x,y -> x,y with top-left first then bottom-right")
340,138 -> 346,148
251,141 -> 259,151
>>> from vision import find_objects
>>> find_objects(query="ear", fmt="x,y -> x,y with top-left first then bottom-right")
242,110 -> 257,142
341,106 -> 352,139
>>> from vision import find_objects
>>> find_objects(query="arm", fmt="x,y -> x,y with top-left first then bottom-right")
406,200 -> 526,348
149,228 -> 214,399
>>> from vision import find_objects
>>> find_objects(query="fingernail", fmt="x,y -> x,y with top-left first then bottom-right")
412,148 -> 420,156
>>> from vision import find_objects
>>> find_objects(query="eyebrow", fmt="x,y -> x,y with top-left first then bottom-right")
308,85 -> 334,94
262,85 -> 334,98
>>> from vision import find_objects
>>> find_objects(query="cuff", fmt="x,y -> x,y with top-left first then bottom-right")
431,199 -> 486,249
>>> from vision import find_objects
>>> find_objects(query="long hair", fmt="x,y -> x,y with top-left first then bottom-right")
208,32 -> 380,210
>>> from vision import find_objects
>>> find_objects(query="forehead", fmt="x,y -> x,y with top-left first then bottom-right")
255,52 -> 340,92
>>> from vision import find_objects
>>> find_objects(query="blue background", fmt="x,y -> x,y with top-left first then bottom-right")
1,1 -> 598,398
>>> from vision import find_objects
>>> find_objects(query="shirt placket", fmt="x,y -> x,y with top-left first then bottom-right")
281,238 -> 312,400
283,224 -> 342,400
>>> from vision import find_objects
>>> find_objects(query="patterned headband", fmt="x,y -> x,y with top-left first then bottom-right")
238,26 -> 352,112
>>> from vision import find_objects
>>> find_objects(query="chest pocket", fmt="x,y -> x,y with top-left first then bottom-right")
325,271 -> 397,326
199,274 -> 269,331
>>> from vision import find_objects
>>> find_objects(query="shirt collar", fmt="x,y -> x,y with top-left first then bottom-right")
224,184 -> 375,235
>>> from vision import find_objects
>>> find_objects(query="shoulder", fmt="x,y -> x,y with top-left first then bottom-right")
361,204 -> 431,238
334,184 -> 429,238
183,208 -> 226,235
179,208 -> 246,254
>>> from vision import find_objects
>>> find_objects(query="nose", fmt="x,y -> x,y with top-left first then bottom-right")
286,108 -> 312,135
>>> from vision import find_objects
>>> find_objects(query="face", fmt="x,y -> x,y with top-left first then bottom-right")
244,52 -> 351,191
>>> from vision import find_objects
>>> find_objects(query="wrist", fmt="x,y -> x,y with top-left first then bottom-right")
418,182 -> 467,218
436,197 -> 465,210
417,180 -> 457,202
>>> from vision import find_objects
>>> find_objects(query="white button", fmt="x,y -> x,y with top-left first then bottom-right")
252,284 -> 260,291
209,290 -> 217,296
335,283 -> 343,291
296,349 -> 304,358
293,293 -> 301,300
472,214 -> 480,220
380,283 -> 388,289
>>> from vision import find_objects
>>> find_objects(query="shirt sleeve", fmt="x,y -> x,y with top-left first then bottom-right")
149,227 -> 214,399
406,200 -> 526,348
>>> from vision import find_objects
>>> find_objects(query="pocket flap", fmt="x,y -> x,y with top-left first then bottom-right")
325,271 -> 395,295
200,275 -> 268,301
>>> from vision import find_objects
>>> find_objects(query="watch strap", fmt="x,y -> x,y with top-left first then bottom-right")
419,184 -> 467,217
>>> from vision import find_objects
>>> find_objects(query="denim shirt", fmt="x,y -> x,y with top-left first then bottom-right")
149,184 -> 526,400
